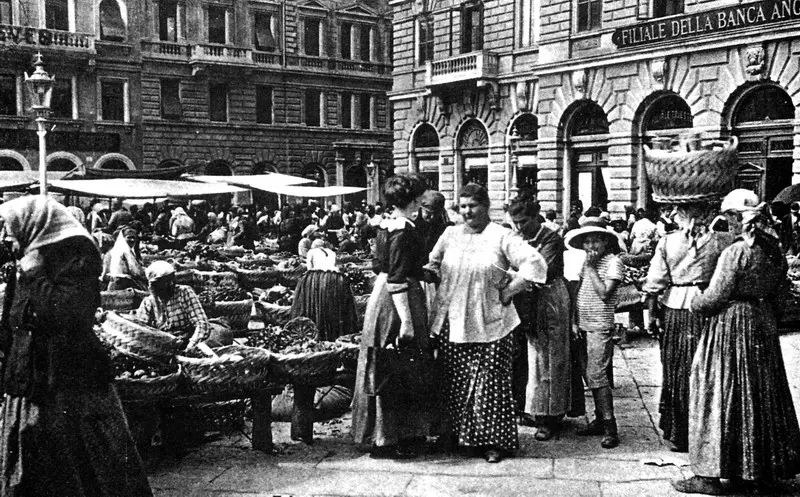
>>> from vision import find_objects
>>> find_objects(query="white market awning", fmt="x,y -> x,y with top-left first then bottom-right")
188,173 -> 315,190
262,184 -> 366,197
49,178 -> 249,198
0,172 -> 72,192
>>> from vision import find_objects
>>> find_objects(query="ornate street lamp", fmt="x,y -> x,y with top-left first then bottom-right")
25,53 -> 55,195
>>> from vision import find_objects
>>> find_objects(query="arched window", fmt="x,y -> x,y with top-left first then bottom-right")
457,119 -> 489,189
565,101 -> 609,210
99,0 -> 126,42
0,157 -> 23,171
643,94 -> 693,131
253,162 -> 278,175
98,159 -> 129,170
48,158 -> 78,171
568,101 -> 609,137
206,160 -> 233,176
734,85 -> 794,124
158,159 -> 182,169
412,123 -> 440,189
510,113 -> 539,198
302,163 -> 326,187
510,113 -> 538,141
344,164 -> 367,205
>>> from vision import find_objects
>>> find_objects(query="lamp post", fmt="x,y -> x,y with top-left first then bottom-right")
25,53 -> 55,196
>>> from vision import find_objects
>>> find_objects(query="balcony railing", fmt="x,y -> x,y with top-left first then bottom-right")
190,44 -> 253,65
141,40 -> 191,60
0,25 -> 94,51
427,50 -> 499,87
334,58 -> 391,75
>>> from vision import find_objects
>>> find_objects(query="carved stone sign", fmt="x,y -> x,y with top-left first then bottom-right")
612,0 -> 800,49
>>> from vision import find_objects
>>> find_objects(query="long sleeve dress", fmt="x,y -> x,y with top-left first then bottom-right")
351,216 -> 434,448
642,229 -> 731,450
428,222 -> 547,452
515,222 -> 572,419
689,230 -> 800,481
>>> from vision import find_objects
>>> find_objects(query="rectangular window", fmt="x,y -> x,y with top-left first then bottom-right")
161,79 -> 181,120
159,0 -> 178,41
461,3 -> 483,53
209,82 -> 228,122
359,93 -> 371,129
341,92 -> 352,128
208,6 -> 226,44
359,25 -> 371,61
50,77 -> 72,119
100,81 -> 124,121
304,18 -> 320,56
256,85 -> 273,124
0,0 -> 12,24
340,22 -> 352,59
45,0 -> 68,30
304,89 -> 320,126
0,75 -> 15,116
653,0 -> 683,17
418,14 -> 433,65
253,12 -> 277,52
577,0 -> 601,31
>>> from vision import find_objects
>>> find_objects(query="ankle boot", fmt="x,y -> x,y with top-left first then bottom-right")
600,418 -> 619,449
577,411 -> 604,436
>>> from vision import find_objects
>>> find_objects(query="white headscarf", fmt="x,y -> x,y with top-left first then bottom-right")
0,195 -> 94,256
107,230 -> 146,286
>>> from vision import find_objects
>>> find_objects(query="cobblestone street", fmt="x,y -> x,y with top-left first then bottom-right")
148,332 -> 800,497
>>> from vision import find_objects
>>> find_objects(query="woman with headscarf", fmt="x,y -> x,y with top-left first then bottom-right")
170,206 -> 195,241
291,238 -> 357,342
426,184 -> 548,463
673,189 -> 800,495
103,226 -> 148,291
0,196 -> 152,496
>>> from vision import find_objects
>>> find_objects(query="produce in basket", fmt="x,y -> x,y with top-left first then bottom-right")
111,350 -> 178,379
97,310 -> 180,362
245,317 -> 317,351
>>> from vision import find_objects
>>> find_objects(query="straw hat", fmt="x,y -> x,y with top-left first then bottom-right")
564,217 -> 621,253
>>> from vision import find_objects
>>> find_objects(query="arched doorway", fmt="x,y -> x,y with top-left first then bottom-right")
206,160 -> 233,176
728,83 -> 795,202
636,92 -> 694,208
302,163 -> 326,187
344,164 -> 367,206
253,162 -> 279,212
158,159 -> 182,169
457,119 -> 489,191
98,159 -> 129,170
411,123 -> 440,190
565,101 -> 609,211
509,113 -> 539,199
0,157 -> 24,171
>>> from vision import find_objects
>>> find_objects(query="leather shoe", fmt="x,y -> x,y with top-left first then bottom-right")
484,449 -> 503,463
516,413 -> 536,427
672,476 -> 726,495
576,418 -> 604,436
534,425 -> 554,441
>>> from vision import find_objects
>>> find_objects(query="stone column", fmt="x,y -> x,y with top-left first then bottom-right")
335,153 -> 345,207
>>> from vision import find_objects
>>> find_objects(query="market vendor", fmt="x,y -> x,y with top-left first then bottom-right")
103,226 -> 148,291
136,261 -> 230,350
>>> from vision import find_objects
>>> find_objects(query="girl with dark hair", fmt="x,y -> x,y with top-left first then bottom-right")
352,172 -> 433,459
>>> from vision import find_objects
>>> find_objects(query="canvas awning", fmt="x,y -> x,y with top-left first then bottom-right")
188,173 -> 315,189
261,184 -> 366,197
0,172 -> 72,192
49,178 -> 248,198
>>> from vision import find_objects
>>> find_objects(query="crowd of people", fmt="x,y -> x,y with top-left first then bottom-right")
1,160 -> 799,494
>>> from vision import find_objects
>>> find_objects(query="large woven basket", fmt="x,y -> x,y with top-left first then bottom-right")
644,135 -> 738,204
269,345 -> 358,387
615,283 -> 643,313
177,345 -> 272,395
256,301 -> 293,327
115,366 -> 183,399
194,270 -> 240,288
237,268 -> 282,289
209,299 -> 255,330
278,265 -> 307,287
99,311 -> 180,363
100,289 -> 150,312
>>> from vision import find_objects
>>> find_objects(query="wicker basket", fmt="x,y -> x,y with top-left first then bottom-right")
644,135 -> 738,204
177,345 -> 272,395
616,283 -> 643,313
256,301 -> 293,327
209,299 -> 255,330
115,366 -> 183,399
100,289 -> 150,312
194,270 -> 240,288
278,265 -> 307,287
269,345 -> 357,387
237,268 -> 282,289
99,311 -> 180,363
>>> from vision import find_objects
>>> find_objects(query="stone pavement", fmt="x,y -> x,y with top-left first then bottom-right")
149,333 -> 800,497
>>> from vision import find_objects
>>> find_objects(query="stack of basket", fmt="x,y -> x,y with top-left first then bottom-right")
177,344 -> 272,395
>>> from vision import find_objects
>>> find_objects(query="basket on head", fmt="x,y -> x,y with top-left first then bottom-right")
644,135 -> 738,204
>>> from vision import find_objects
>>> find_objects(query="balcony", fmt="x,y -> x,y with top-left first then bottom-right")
190,44 -> 255,76
252,50 -> 280,66
0,25 -> 94,54
426,50 -> 499,88
333,58 -> 391,75
95,40 -> 133,59
141,40 -> 191,61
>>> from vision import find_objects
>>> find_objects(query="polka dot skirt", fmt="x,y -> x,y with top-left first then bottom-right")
440,332 -> 519,452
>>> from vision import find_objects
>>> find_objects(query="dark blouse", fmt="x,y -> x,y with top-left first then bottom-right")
519,221 -> 564,283
372,218 -> 425,289
2,236 -> 113,399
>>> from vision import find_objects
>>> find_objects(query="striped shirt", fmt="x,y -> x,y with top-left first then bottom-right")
577,253 -> 624,333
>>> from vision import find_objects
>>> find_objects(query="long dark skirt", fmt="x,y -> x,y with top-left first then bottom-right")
0,386 -> 152,497
659,307 -> 704,449
441,331 -> 519,452
291,270 -> 358,341
689,301 -> 800,481
351,274 -> 434,447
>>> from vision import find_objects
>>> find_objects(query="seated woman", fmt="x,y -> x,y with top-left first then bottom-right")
291,238 -> 357,342
103,226 -> 148,291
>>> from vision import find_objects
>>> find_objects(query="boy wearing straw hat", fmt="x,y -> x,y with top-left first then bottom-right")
565,217 -> 624,449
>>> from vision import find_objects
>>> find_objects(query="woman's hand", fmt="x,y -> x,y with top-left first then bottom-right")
397,320 -> 414,347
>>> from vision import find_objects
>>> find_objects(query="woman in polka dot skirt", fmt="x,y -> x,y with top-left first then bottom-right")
426,184 -> 548,463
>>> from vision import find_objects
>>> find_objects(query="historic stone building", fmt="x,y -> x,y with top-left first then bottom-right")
389,0 -> 800,218
0,0 -> 393,204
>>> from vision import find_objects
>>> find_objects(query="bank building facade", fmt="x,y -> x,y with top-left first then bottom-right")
389,0 -> 800,219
